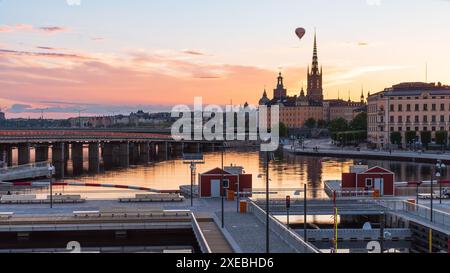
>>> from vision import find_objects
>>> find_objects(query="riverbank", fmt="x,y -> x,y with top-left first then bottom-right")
283,145 -> 450,164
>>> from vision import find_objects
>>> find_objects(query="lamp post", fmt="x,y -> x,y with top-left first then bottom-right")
265,151 -> 270,254
436,160 -> 446,205
221,146 -> 225,229
431,160 -> 446,221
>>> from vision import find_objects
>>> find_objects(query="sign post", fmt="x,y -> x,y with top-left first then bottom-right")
286,195 -> 291,227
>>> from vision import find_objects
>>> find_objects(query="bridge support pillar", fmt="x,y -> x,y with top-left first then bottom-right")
88,142 -> 100,173
35,144 -> 49,163
72,143 -> 84,175
139,142 -> 150,163
158,142 -> 169,160
119,142 -> 129,168
0,144 -> 13,167
52,142 -> 65,178
129,142 -> 139,164
102,142 -> 114,169
18,143 -> 30,165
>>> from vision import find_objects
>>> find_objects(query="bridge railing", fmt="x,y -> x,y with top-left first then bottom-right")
190,213 -> 212,254
248,201 -> 320,253
0,162 -> 52,174
376,200 -> 450,229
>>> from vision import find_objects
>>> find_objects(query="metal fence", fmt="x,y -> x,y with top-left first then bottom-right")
0,162 -> 51,174
248,201 -> 320,253
191,213 -> 212,254
376,200 -> 450,229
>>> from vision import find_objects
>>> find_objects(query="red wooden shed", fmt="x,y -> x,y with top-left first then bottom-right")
342,166 -> 395,196
199,166 -> 252,198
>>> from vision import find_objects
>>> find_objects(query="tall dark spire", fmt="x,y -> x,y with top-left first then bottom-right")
307,30 -> 323,102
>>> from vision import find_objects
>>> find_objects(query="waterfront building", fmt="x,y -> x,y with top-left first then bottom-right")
367,82 -> 450,148
323,92 -> 367,123
258,33 -> 366,129
199,166 -> 252,198
341,165 -> 395,196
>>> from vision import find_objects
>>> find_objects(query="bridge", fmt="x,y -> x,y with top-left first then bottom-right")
0,130 -> 221,178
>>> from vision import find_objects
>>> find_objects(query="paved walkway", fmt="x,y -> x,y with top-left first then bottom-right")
217,211 -> 296,253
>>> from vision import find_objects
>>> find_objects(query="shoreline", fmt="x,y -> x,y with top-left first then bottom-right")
283,145 -> 450,164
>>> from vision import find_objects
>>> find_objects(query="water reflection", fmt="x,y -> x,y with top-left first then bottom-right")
18,148 -> 441,198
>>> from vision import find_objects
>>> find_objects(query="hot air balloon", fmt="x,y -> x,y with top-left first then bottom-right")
295,27 -> 306,41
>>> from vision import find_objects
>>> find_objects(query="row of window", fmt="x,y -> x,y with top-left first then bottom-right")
389,115 -> 450,123
369,126 -> 449,132
389,103 -> 450,112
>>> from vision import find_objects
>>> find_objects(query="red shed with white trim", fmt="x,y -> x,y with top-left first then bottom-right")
199,166 -> 252,198
342,166 -> 395,196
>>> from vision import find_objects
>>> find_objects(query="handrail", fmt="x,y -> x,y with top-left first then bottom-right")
376,200 -> 450,229
248,201 -> 320,253
191,213 -> 212,254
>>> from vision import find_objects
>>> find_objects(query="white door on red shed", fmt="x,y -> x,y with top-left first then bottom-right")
374,178 -> 384,196
211,179 -> 221,198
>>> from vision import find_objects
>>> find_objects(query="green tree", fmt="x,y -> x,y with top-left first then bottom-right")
328,118 -> 349,132
279,122 -> 289,138
349,112 -> 367,131
405,131 -> 417,146
420,131 -> 432,149
435,131 -> 448,146
304,118 -> 316,129
317,119 -> 328,129
390,131 -> 402,146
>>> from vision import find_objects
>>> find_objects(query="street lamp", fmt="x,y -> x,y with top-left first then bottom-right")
435,160 -> 446,205
431,160 -> 446,221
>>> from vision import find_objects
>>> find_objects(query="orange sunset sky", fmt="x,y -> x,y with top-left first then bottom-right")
1,0 -> 450,118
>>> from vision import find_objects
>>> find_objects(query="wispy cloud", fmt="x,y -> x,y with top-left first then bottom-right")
0,24 -> 68,34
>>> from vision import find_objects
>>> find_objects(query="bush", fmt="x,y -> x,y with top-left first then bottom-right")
435,131 -> 448,146
405,131 -> 417,146
420,131 -> 432,149
390,131 -> 402,146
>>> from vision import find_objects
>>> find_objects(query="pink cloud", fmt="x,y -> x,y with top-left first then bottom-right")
0,24 -> 68,34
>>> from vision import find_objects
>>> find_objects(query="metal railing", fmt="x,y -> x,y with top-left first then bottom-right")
0,162 -> 51,174
191,213 -> 212,254
376,200 -> 450,229
248,201 -> 320,253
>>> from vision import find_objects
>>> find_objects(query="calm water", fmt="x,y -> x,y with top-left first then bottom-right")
18,148 -> 440,199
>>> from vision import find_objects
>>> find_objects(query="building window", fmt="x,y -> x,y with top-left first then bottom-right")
398,104 -> 403,112
222,179 -> 230,189
365,178 -> 373,188
406,116 -> 411,123
441,104 -> 445,111
432,115 -> 436,123
415,127 -> 419,132
432,127 -> 436,132
390,104 -> 395,112
415,104 -> 419,111
390,116 -> 394,123
406,104 -> 411,112
406,127 -> 411,131
398,127 -> 402,131
423,127 -> 428,131
423,116 -> 428,122
432,104 -> 436,111
423,104 -> 428,111
441,115 -> 445,122
398,116 -> 403,123
415,116 -> 419,123
390,127 -> 394,132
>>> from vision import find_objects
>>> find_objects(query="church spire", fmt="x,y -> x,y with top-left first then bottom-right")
311,30 -> 319,74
